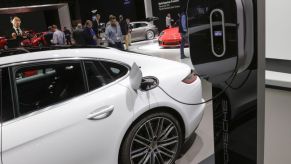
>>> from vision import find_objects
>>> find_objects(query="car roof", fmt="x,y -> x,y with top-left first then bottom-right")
0,47 -> 140,67
0,47 -> 189,79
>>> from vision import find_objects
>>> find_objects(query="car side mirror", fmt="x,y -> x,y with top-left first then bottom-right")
129,62 -> 143,90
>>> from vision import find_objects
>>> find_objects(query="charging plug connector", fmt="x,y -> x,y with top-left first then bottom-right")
140,76 -> 159,91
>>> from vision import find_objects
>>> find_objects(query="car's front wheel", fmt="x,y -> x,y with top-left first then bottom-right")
146,30 -> 155,40
119,112 -> 183,164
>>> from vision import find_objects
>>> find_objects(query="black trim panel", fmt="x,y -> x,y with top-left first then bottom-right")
265,85 -> 291,92
266,58 -> 291,91
266,58 -> 291,74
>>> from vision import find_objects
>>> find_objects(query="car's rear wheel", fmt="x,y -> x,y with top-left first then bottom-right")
146,30 -> 155,40
119,112 -> 183,164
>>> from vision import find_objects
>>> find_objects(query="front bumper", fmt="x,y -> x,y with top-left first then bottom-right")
158,39 -> 181,47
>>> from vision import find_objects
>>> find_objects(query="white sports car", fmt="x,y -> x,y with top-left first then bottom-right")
0,47 -> 205,164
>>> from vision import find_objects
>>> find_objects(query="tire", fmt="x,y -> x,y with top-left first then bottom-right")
119,112 -> 183,164
146,30 -> 155,40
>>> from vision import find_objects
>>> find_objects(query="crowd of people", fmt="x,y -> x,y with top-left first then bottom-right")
7,16 -> 68,47
6,12 -> 187,59
6,14 -> 133,51
43,13 -> 133,51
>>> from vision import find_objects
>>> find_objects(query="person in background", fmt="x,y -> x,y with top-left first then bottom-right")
44,26 -> 54,46
106,14 -> 114,27
93,14 -> 102,46
179,10 -> 188,59
83,20 -> 97,46
165,13 -> 172,28
51,25 -> 66,45
73,23 -> 86,45
105,15 -> 124,50
119,15 -> 129,50
93,14 -> 101,36
8,16 -> 23,39
126,18 -> 132,46
63,27 -> 72,45
175,13 -> 181,27
7,16 -> 25,47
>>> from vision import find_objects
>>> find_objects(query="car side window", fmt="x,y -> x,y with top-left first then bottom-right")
134,23 -> 141,28
84,60 -> 112,91
1,68 -> 15,122
141,23 -> 148,27
100,61 -> 128,80
14,61 -> 86,115
84,60 -> 129,91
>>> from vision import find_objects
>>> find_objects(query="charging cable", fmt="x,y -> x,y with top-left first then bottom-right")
142,53 -> 240,105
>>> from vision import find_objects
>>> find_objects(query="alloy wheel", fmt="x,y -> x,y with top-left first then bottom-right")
147,31 -> 155,40
129,117 -> 180,164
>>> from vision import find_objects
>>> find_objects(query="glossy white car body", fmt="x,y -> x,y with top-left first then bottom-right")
0,48 -> 205,164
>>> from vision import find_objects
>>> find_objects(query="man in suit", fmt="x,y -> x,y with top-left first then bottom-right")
92,14 -> 101,45
83,20 -> 97,46
6,16 -> 25,48
8,16 -> 23,39
92,14 -> 101,36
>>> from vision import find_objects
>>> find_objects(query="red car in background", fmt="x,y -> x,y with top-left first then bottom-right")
21,32 -> 48,47
0,37 -> 8,49
158,27 -> 188,48
1,31 -> 48,49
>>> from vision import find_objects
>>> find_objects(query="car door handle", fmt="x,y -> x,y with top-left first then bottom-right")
87,105 -> 114,120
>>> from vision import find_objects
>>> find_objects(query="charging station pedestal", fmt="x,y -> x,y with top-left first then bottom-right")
186,0 -> 259,163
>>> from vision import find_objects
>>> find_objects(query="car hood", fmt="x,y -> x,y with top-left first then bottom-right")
159,27 -> 181,40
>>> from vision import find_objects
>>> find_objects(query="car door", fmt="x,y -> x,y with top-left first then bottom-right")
131,23 -> 146,41
1,59 -> 135,164
0,67 -> 15,164
130,23 -> 139,41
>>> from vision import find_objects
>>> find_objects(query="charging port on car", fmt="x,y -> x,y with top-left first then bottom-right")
140,76 -> 159,91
